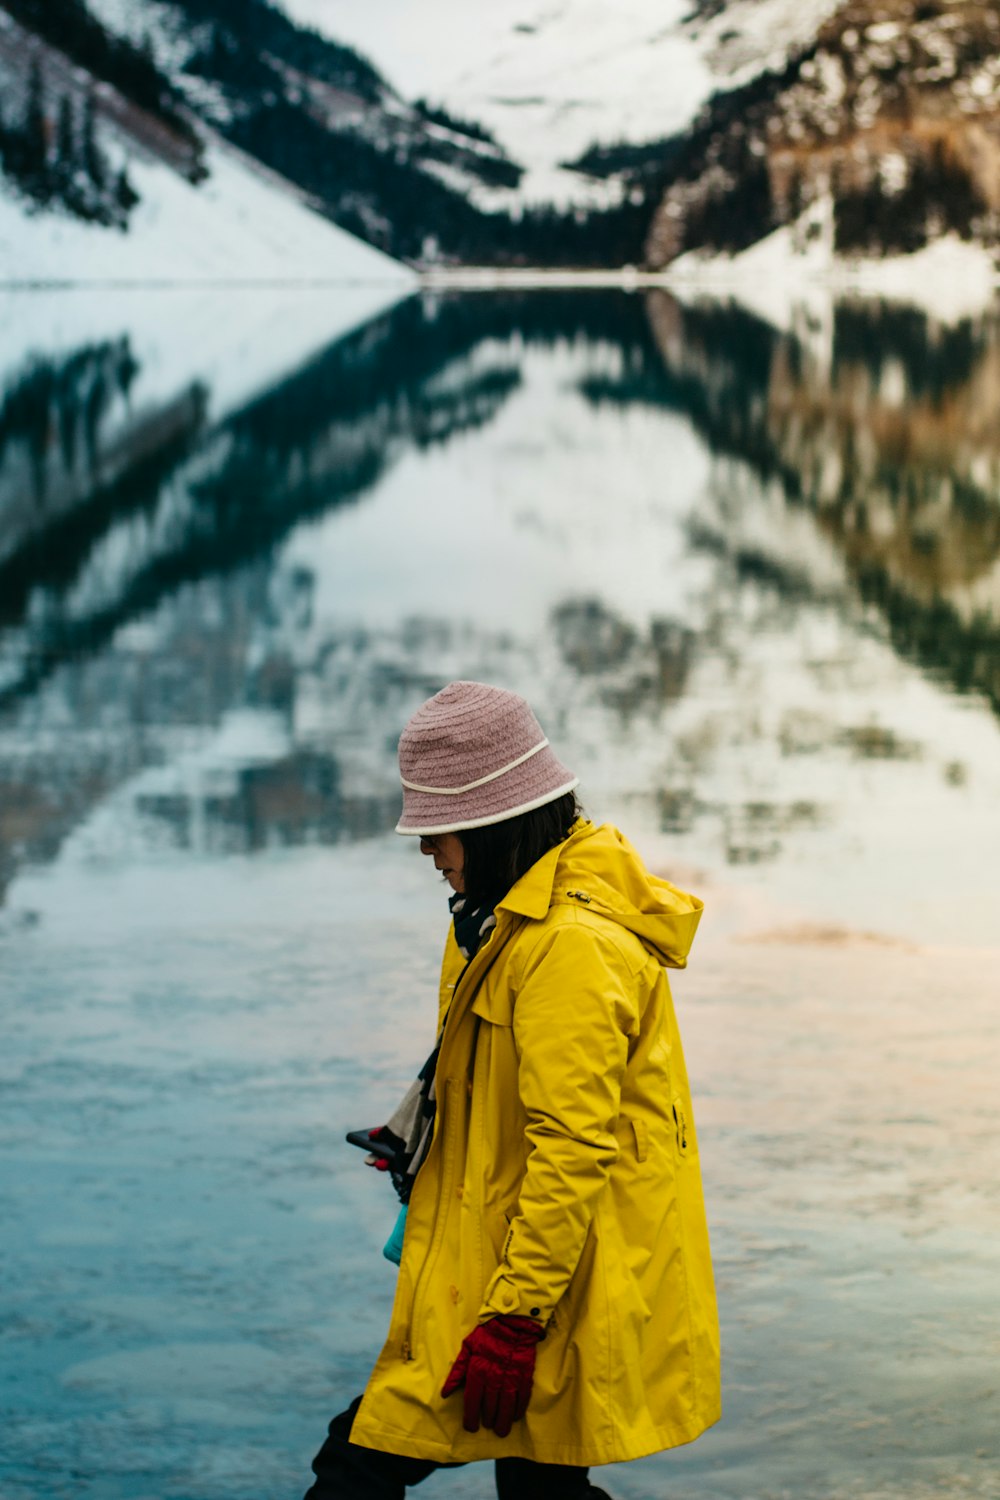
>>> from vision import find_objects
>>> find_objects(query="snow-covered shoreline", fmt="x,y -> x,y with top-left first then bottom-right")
418,237 -> 1000,328
666,199 -> 1000,329
3,247 -> 996,338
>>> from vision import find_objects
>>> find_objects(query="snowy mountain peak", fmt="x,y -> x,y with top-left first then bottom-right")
275,0 -> 842,205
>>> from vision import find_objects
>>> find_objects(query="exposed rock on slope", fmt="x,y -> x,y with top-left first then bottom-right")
644,0 -> 1000,267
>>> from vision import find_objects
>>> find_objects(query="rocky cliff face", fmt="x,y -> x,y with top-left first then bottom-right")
644,0 -> 1000,266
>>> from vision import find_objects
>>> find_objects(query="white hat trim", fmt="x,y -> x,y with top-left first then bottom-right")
395,778 -> 579,836
400,739 -> 549,796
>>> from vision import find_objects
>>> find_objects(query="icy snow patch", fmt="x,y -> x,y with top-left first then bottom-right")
84,0 -> 200,76
667,198 -> 1000,330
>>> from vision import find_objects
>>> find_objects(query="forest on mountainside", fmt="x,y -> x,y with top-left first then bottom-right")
0,0 -> 207,225
3,0 -> 196,142
0,58 -> 139,224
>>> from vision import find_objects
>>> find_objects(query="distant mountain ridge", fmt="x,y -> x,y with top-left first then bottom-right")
274,0 -> 841,206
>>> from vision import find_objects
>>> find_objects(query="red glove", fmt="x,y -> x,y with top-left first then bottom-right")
365,1125 -> 391,1172
441,1314 -> 545,1437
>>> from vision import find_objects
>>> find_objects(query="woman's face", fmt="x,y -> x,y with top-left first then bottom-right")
419,833 -> 465,894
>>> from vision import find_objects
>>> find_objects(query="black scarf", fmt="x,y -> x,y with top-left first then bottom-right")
448,891 -> 498,959
378,894 -> 497,1204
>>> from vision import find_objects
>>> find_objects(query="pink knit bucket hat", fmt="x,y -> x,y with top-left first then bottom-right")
396,681 -> 578,836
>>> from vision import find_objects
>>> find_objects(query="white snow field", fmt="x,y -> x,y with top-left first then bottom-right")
0,136 -> 414,286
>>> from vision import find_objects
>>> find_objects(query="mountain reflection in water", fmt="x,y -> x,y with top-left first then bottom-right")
0,288 -> 998,913
2,287 -> 1000,1500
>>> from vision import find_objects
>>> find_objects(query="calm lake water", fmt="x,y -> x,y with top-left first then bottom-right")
1,285 -> 998,1500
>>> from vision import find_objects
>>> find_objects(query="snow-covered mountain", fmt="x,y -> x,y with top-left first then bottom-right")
0,0 -> 680,268
274,0 -> 1000,282
79,0 -> 535,253
273,0 -> 1000,279
0,2 -> 413,281
275,0 -> 842,206
2,0 -> 998,276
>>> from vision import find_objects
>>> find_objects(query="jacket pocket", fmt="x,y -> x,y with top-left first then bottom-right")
483,1201 -> 517,1270
631,1118 -> 649,1162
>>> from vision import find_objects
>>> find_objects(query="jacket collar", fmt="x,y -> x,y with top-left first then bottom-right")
496,818 -> 589,921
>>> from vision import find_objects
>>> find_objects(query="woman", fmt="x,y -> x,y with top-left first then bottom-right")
306,681 -> 720,1499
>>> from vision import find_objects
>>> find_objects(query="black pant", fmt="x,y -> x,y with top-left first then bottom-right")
305,1395 -> 594,1499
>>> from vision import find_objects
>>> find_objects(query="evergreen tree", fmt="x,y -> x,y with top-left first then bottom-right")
115,165 -> 139,218
81,91 -> 105,189
19,58 -> 51,197
54,93 -> 77,194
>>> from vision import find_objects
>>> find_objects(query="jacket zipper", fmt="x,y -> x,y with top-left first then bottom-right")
402,915 -> 513,1361
404,1077 -> 458,1360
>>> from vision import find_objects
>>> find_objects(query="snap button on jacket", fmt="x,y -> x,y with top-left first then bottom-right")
350,820 -> 721,1466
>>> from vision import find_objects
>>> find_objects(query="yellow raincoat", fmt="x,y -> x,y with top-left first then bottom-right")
351,819 -> 721,1467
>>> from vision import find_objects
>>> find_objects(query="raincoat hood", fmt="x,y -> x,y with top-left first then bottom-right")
499,818 -> 703,969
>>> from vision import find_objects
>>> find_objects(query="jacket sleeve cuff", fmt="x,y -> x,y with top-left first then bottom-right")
477,1271 -> 550,1326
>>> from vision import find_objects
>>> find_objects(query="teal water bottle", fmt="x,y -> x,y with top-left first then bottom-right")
383,1204 -> 408,1265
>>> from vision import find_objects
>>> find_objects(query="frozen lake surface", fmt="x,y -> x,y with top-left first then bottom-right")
1,286 -> 999,1499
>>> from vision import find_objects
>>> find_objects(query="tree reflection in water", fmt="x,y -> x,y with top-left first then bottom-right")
635,292 -> 1000,714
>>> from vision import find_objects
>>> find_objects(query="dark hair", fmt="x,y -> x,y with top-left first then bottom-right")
459,791 -> 582,909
